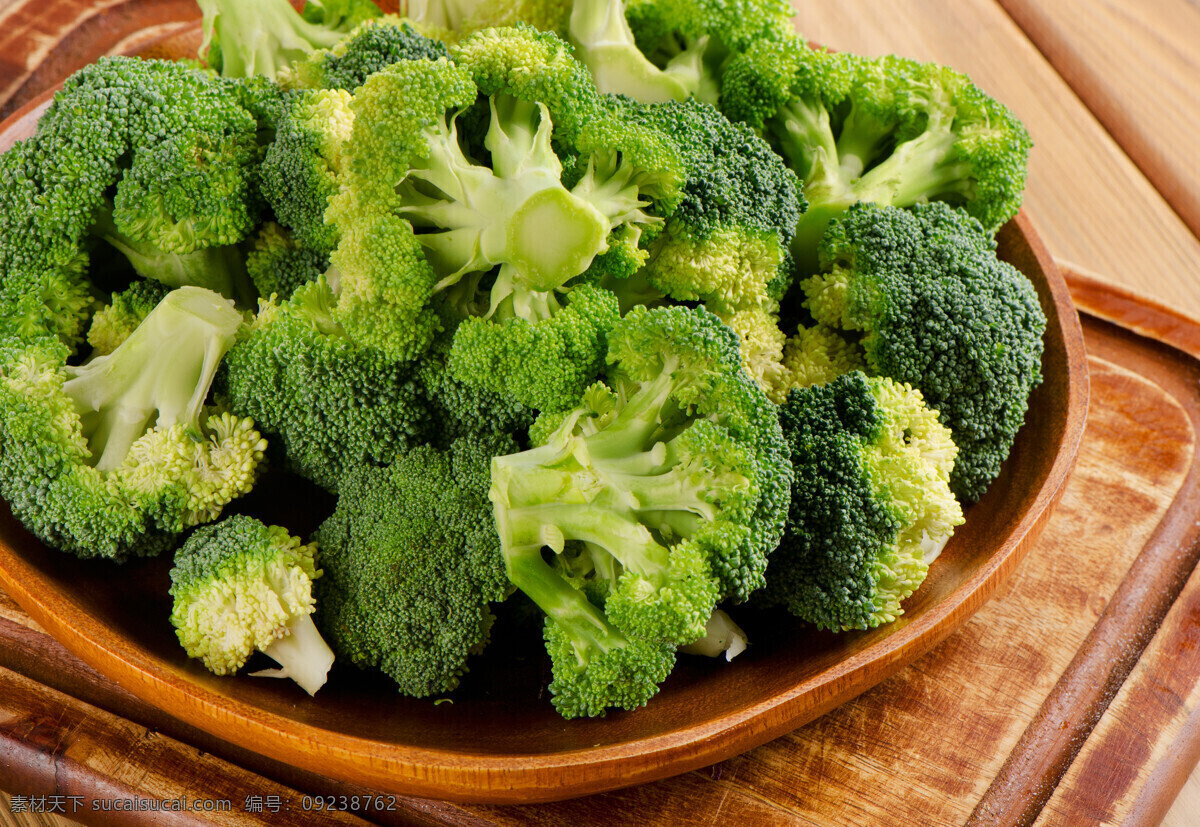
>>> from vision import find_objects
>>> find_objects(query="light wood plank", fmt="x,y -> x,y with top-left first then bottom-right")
790,0 -> 1200,321
998,0 -> 1200,243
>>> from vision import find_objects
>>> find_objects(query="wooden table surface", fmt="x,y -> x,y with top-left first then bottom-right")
0,1 -> 1199,825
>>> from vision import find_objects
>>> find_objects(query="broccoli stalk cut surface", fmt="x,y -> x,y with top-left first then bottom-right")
169,515 -> 334,696
490,304 -> 791,717
763,371 -> 964,631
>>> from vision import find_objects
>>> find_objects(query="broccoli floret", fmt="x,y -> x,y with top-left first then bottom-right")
259,87 -> 355,258
198,0 -> 355,80
772,323 -> 865,400
800,202 -> 1047,502
219,278 -> 430,492
287,16 -> 451,91
169,514 -> 335,695
722,39 -> 1032,269
490,304 -> 791,717
568,0 -> 794,105
0,56 -> 264,349
763,371 -> 964,631
86,280 -> 173,356
323,26 -> 674,404
313,434 -> 517,697
244,222 -> 327,301
0,287 -> 266,560
300,0 -> 383,32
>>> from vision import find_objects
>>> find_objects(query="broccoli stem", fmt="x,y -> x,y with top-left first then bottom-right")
93,207 -> 252,305
853,126 -> 973,207
63,286 -> 242,471
249,611 -> 336,696
568,0 -> 695,103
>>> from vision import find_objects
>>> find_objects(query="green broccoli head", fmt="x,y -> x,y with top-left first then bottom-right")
722,38 -> 1032,269
259,87 -> 356,259
287,16 -> 451,91
169,514 -> 334,695
313,433 -> 518,697
324,27 -> 673,372
490,304 -> 792,717
0,287 -> 266,560
400,0 -> 574,41
568,0 -> 794,105
218,278 -> 432,493
763,370 -> 964,631
800,201 -> 1047,502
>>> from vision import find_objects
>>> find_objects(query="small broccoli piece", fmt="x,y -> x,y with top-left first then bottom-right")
800,202 -> 1047,502
244,222 -> 327,301
314,434 -> 517,697
199,0 -> 350,80
568,0 -> 794,105
491,304 -> 791,717
0,287 -> 265,560
287,16 -> 451,91
763,371 -> 964,631
219,278 -> 431,492
169,515 -> 334,695
722,39 -> 1032,269
259,87 -> 356,258
86,280 -> 173,356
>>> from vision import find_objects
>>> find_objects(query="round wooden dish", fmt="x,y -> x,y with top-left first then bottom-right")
0,62 -> 1089,806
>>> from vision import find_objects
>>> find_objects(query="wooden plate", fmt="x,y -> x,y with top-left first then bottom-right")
0,81 -> 1089,805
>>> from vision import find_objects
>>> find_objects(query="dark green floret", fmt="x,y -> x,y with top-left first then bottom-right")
314,434 -> 519,697
169,514 -> 335,695
244,222 -> 327,301
799,202 -> 1047,502
287,16 -> 451,91
762,371 -> 963,631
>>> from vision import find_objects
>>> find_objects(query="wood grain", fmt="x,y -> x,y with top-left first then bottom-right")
0,666 -> 369,826
789,0 -> 1200,326
997,0 -> 1200,243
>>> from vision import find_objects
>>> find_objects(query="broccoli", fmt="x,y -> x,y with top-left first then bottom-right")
397,0 -> 574,42
762,371 -> 964,631
322,26 -> 676,412
0,287 -> 266,560
0,56 -> 263,349
244,222 -> 327,301
169,515 -> 335,696
721,39 -> 1032,269
286,16 -> 451,92
218,277 -> 531,492
568,0 -> 794,105
314,434 -> 518,697
490,304 -> 792,717
198,0 -> 373,80
258,86 -> 355,259
799,202 -> 1047,502
86,280 -> 173,356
